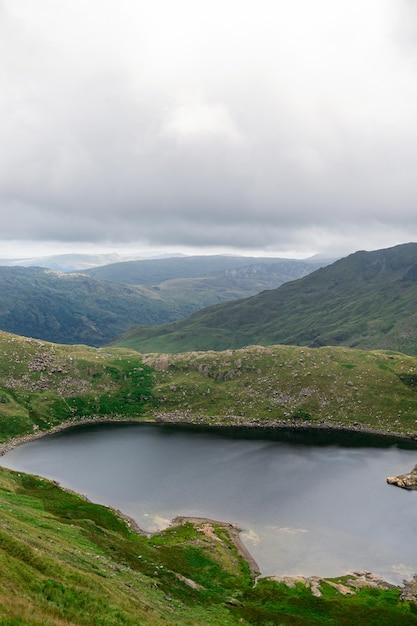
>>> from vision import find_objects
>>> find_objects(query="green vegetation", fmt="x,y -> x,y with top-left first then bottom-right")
112,242 -> 417,356
2,330 -> 417,440
0,331 -> 153,442
146,344 -> 417,437
0,257 -> 322,347
0,468 -> 254,625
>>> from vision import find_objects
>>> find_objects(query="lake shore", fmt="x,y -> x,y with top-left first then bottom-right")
1,411 -> 416,457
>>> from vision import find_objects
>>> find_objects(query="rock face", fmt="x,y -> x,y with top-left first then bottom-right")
387,465 -> 417,490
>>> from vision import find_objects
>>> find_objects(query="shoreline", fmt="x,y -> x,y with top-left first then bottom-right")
1,412 -> 416,457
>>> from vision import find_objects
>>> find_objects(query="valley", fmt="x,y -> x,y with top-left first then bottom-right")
0,255 -> 324,346
112,243 -> 417,356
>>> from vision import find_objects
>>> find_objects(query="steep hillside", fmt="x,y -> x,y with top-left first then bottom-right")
112,243 -> 417,356
0,468 -> 416,625
0,266 -> 184,345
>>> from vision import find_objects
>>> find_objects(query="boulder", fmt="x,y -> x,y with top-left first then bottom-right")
387,464 -> 417,490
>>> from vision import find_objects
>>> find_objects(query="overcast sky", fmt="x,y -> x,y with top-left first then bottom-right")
2,0 -> 417,259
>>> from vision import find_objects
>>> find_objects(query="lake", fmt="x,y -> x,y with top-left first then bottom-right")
1,422 -> 417,584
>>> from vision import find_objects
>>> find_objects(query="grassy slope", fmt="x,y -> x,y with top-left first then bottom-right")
0,468 -> 253,625
146,344 -> 417,437
112,243 -> 417,356
1,468 -> 416,625
2,330 -> 417,438
0,330 -> 154,442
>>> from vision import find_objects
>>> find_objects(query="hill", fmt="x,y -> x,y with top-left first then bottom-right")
0,258 -> 324,346
1,329 -> 417,442
111,243 -> 417,356
0,266 -> 185,346
83,254 -> 325,285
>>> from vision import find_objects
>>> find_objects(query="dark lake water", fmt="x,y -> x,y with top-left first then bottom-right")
2,423 -> 417,584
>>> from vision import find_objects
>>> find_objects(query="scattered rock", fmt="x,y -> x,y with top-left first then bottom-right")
175,573 -> 202,590
387,465 -> 417,490
400,575 -> 417,602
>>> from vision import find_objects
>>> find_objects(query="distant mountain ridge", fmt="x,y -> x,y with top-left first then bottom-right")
84,254 -> 325,285
0,253 -> 141,272
111,242 -> 417,356
0,256 -> 325,346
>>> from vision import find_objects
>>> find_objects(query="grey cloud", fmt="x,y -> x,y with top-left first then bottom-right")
2,1 -> 417,257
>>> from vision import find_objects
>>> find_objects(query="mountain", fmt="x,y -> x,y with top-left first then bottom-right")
0,266 -> 185,346
0,253 -> 141,272
0,258 -> 326,346
111,242 -> 417,356
84,254 -> 326,285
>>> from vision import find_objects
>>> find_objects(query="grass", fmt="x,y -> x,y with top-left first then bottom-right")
0,331 -> 154,443
0,467 -> 416,625
0,468 -> 254,625
145,344 -> 417,437
2,329 -> 417,438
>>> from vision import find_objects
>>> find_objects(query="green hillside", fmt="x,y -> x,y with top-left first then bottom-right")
1,467 -> 416,625
0,266 -> 181,346
145,343 -> 417,437
1,329 -> 417,443
112,243 -> 417,356
0,258 -> 323,346
0,331 -> 154,441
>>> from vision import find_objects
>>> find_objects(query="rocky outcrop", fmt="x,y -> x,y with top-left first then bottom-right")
387,465 -> 417,490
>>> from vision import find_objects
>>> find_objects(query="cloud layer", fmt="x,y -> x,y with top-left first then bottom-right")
2,0 -> 417,256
